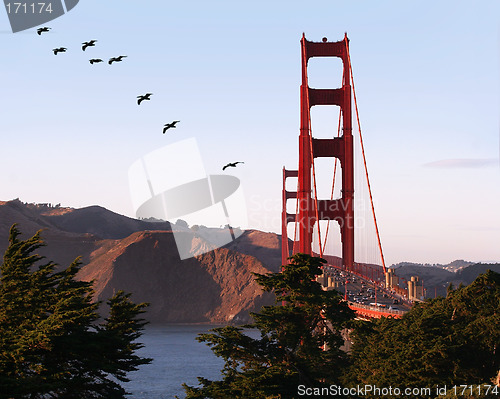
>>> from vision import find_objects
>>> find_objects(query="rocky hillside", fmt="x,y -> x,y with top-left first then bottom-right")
78,230 -> 274,323
0,199 -> 100,267
0,199 -> 279,323
223,229 -> 284,273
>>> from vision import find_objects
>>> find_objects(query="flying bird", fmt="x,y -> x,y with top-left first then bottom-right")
137,93 -> 153,105
52,47 -> 67,55
89,58 -> 103,64
222,162 -> 244,171
108,55 -> 127,65
82,40 -> 97,51
37,27 -> 50,35
163,121 -> 180,133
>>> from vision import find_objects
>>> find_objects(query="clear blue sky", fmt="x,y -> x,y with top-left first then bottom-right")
0,0 -> 498,266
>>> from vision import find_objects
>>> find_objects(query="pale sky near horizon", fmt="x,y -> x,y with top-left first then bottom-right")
0,0 -> 498,266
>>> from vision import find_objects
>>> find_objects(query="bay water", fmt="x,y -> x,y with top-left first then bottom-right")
121,324 -> 228,398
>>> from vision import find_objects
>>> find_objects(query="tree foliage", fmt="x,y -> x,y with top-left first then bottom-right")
344,270 -> 500,398
0,225 -> 151,398
182,253 -> 355,399
184,252 -> 500,399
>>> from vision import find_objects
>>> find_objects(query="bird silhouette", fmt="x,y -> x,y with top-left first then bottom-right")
52,47 -> 67,55
37,27 -> 50,35
89,58 -> 103,64
82,40 -> 97,51
137,93 -> 153,105
222,161 -> 244,171
163,121 -> 180,133
108,55 -> 127,65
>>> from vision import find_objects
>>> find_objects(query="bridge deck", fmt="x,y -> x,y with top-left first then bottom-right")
348,302 -> 406,319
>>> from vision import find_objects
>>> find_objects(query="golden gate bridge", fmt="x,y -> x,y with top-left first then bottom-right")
281,34 -> 419,319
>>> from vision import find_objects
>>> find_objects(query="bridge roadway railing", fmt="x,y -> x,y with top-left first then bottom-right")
347,301 -> 407,319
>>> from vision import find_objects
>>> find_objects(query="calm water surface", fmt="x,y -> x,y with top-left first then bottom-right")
122,324 -> 227,398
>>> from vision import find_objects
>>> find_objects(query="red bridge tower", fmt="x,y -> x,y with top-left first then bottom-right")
282,34 -> 354,271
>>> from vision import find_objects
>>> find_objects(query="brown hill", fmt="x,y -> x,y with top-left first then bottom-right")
0,199 -> 100,266
0,200 -> 276,323
223,229 -> 284,272
77,230 -> 274,323
0,200 -> 170,266
45,205 -> 171,239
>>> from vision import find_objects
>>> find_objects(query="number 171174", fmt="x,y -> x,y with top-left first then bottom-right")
454,385 -> 499,396
5,3 -> 53,14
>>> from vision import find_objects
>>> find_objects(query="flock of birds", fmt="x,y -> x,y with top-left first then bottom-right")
36,26 -> 244,171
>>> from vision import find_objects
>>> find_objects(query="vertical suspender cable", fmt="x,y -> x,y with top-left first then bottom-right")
292,176 -> 299,254
346,45 -> 386,273
309,119 -> 323,258
304,79 -> 324,258
322,70 -> 344,253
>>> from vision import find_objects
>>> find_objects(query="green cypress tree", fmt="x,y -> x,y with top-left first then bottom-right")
0,225 -> 151,398
344,270 -> 500,398
182,253 -> 355,399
